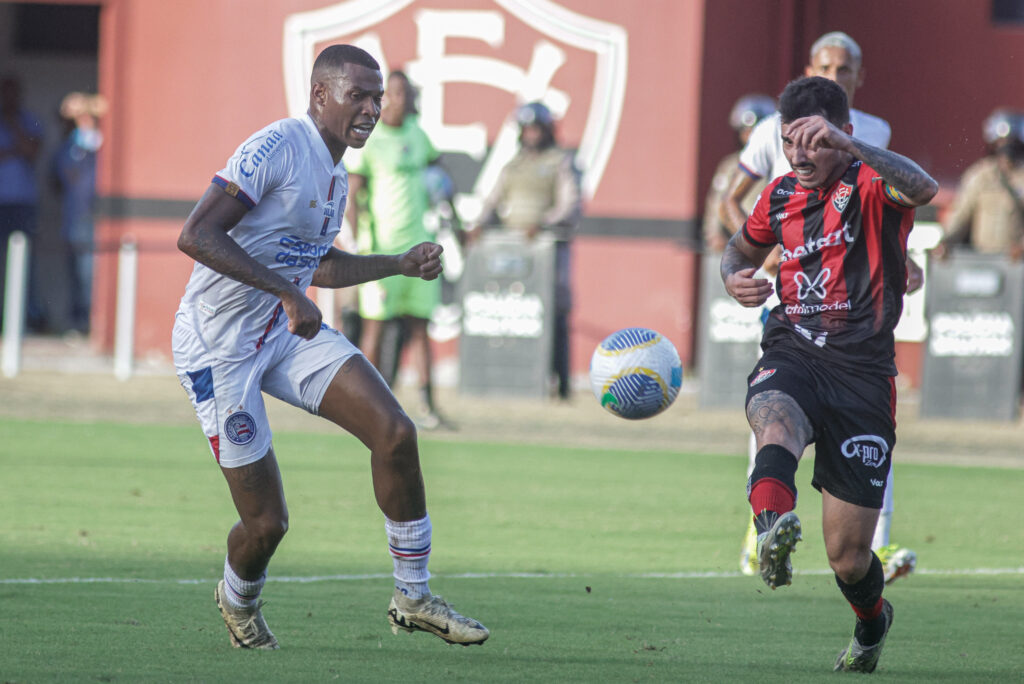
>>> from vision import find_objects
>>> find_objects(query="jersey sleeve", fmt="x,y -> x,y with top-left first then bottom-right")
214,124 -> 292,209
861,163 -> 918,210
737,114 -> 778,179
741,184 -> 777,247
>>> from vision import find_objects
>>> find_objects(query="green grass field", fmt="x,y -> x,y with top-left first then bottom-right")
2,417 -> 1022,682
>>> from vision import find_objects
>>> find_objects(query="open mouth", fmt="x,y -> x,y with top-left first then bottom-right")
351,122 -> 375,139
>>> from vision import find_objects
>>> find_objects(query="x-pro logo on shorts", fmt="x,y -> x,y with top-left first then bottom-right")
794,269 -> 830,300
840,435 -> 889,468
224,412 -> 257,446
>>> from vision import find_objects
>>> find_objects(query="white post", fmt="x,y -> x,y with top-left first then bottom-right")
113,239 -> 138,381
1,231 -> 29,378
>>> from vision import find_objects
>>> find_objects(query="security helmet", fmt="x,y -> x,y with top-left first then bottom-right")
515,101 -> 554,129
729,94 -> 776,131
982,108 -> 1024,146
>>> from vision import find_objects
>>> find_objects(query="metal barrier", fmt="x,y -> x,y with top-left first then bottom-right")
919,251 -> 1024,421
695,252 -> 763,408
457,232 -> 556,398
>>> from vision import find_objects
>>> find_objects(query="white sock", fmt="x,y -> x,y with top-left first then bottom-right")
223,556 -> 265,610
872,470 -> 896,551
385,514 -> 432,599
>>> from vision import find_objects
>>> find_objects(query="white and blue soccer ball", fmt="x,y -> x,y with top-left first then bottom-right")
589,327 -> 683,420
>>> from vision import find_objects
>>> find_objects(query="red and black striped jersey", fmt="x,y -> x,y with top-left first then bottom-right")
742,160 -> 915,375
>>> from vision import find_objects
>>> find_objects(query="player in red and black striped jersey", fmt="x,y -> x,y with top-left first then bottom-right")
743,151 -> 916,375
721,76 -> 937,673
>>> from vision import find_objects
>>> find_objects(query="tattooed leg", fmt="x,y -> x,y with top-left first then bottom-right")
746,390 -> 813,460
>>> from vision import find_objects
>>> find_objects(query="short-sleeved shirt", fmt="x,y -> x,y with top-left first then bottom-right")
942,156 -> 1024,253
743,160 -> 916,375
739,110 -> 892,182
177,114 -> 347,362
345,115 -> 438,253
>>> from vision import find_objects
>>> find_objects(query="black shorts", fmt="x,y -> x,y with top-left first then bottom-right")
745,343 -> 896,509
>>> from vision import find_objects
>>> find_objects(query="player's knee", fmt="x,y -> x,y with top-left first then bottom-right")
827,545 -> 871,584
250,514 -> 289,553
375,410 -> 418,458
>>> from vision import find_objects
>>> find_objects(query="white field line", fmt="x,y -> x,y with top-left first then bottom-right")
2,567 -> 1023,585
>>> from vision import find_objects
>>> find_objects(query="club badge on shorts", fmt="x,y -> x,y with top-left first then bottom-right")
750,368 -> 776,387
224,412 -> 257,445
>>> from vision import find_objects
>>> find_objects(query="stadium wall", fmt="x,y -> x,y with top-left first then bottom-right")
78,0 -> 1024,388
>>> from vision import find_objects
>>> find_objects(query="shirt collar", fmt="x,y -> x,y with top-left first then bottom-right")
300,113 -> 340,171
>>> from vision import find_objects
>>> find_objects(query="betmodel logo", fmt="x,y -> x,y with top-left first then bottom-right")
840,434 -> 889,468
281,1 -> 627,203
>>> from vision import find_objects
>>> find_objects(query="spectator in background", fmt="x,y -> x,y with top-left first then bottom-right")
703,94 -> 775,252
468,102 -> 582,400
0,74 -> 45,330
934,108 -> 1024,261
52,91 -> 107,333
345,70 -> 452,430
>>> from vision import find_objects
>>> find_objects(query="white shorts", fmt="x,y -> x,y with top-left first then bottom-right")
172,311 -> 360,468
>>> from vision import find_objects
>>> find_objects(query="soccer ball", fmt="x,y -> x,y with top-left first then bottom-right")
589,327 -> 682,420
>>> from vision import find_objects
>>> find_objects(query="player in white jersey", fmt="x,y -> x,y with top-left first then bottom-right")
173,44 -> 488,650
718,32 -> 917,584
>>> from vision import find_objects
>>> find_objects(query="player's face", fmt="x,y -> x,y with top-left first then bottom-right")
318,63 -> 384,150
805,46 -> 863,105
780,121 -> 848,189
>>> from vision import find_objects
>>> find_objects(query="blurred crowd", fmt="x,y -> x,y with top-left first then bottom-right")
0,74 -> 105,335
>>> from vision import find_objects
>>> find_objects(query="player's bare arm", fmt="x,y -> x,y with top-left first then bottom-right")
847,138 -> 938,207
177,184 -> 323,339
311,242 -> 443,289
786,115 -> 938,206
721,231 -> 775,307
719,171 -> 759,234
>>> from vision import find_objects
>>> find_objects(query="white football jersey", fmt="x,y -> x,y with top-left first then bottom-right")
178,114 -> 347,362
738,109 -> 891,182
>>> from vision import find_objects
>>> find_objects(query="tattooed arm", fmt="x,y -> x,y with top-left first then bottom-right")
847,138 -> 939,207
785,115 -> 939,206
721,230 -> 776,307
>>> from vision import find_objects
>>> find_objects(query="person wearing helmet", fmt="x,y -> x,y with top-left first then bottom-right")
469,101 -> 582,400
702,94 -> 775,251
934,108 -> 1024,260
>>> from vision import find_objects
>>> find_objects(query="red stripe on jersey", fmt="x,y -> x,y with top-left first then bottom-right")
745,161 -> 915,373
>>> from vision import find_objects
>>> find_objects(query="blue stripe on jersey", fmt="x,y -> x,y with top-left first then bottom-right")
187,367 -> 214,403
212,175 -> 256,209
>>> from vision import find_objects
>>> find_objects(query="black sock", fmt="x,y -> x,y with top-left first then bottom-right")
835,554 -> 887,645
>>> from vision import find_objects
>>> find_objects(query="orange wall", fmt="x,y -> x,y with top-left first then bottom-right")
94,0 -> 707,370
94,0 -> 1024,382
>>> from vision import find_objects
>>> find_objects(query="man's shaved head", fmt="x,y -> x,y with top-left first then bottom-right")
311,45 -> 380,85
